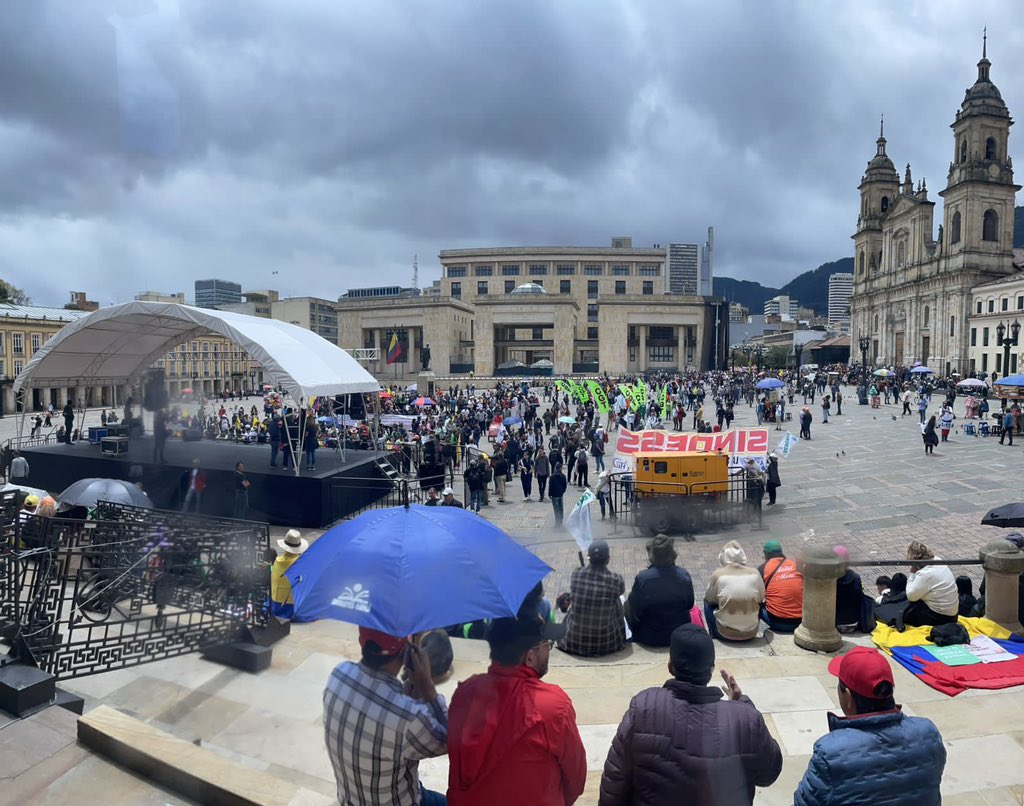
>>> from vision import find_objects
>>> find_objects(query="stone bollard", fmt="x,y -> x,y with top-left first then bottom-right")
980,539 -> 1024,635
794,545 -> 844,653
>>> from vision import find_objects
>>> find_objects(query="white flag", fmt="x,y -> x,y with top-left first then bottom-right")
565,488 -> 596,553
777,432 -> 798,458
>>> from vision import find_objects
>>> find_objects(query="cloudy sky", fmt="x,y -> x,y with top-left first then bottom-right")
0,0 -> 1022,306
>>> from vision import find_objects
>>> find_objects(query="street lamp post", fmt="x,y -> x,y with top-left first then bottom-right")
858,335 -> 870,405
793,342 -> 804,373
996,320 -> 1020,409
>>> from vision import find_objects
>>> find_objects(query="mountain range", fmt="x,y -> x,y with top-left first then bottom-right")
716,205 -> 1024,315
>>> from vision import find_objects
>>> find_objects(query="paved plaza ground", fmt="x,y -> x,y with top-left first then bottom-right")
5,386 -> 1024,803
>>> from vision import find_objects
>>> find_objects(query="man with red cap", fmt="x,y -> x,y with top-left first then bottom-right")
323,627 -> 448,806
794,646 -> 945,805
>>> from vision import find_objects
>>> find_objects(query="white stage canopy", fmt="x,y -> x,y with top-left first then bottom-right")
14,301 -> 379,403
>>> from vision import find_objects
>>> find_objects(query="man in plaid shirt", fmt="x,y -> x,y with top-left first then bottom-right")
559,540 -> 626,656
324,627 -> 448,805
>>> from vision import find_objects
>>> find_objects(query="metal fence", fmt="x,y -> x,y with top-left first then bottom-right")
606,472 -> 763,540
1,497 -> 271,680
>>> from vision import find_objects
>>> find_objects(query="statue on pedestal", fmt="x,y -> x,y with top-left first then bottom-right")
421,345 -> 431,372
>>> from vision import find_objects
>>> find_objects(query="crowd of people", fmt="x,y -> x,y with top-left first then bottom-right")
321,531 -> 962,805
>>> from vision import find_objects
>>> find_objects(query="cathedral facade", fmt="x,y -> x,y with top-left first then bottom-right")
850,45 -> 1020,374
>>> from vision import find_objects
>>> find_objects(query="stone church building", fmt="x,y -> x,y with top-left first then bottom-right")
851,44 -> 1020,374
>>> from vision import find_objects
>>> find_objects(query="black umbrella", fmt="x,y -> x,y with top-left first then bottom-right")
57,478 -> 153,512
981,503 -> 1024,528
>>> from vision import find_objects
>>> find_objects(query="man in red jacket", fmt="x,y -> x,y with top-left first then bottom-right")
447,616 -> 587,806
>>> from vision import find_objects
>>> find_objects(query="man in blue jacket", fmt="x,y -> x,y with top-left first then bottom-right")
794,646 -> 945,805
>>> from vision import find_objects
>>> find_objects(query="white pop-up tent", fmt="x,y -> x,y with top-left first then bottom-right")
14,301 -> 379,402
14,301 -> 381,471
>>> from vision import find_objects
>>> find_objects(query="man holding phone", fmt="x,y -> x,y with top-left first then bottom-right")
324,627 -> 449,805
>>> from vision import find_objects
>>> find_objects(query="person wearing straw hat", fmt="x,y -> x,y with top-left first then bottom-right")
271,529 -> 308,619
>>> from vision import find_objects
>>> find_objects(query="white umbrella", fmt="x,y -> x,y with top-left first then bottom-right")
956,378 -> 988,388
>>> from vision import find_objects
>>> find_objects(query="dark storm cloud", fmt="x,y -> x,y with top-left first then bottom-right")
0,0 -> 1021,305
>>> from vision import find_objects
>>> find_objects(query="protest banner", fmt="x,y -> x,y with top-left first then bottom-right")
610,427 -> 771,473
586,380 -> 610,413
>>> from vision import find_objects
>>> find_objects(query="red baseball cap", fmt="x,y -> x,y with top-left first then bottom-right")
827,646 -> 894,699
358,627 -> 408,657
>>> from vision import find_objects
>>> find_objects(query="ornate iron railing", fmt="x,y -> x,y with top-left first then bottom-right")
1,498 -> 270,680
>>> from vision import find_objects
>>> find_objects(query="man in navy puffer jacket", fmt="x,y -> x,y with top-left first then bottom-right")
794,646 -> 945,805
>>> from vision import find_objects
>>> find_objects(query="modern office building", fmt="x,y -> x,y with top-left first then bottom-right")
194,279 -> 242,309
271,297 -> 339,343
667,243 -> 699,295
764,295 -> 799,320
827,272 -> 854,331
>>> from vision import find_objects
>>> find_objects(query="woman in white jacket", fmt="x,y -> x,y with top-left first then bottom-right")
904,540 -> 959,626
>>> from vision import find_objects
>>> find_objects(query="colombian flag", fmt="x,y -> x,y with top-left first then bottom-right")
385,331 -> 402,365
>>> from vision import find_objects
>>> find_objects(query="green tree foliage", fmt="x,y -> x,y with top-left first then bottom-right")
0,280 -> 30,305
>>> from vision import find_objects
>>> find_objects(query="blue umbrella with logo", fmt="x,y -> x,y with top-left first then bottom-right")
754,378 -> 784,390
284,505 -> 552,635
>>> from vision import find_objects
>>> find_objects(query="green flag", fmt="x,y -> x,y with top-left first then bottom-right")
618,383 -> 637,411
660,383 -> 670,414
587,380 -> 610,413
635,382 -> 648,408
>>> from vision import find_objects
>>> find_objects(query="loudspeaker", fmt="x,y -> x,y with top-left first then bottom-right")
334,394 -> 366,420
143,368 -> 168,412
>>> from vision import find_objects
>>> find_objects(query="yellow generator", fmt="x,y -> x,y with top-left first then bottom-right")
633,451 -> 729,495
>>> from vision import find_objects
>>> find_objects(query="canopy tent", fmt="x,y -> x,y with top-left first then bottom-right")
14,301 -> 379,403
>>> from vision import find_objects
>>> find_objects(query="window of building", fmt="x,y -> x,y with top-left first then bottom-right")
0,361 -> 4,377
587,303 -> 598,323
14,360 -> 23,376
502,264 -> 520,276
587,327 -> 598,339
638,264 -> 660,276
560,280 -> 571,294
1014,355 -> 1020,374
584,264 -> 602,276
858,250 -> 865,275
971,327 -> 977,347
11,333 -> 22,355
587,280 -> 599,299
505,280 -> 515,293
960,139 -> 968,163
615,280 -> 626,295
533,279 -> 543,287
649,326 -> 674,340
529,264 -> 548,276
612,264 -> 630,276
950,315 -> 956,338
983,326 -> 990,347
881,196 -> 889,213
951,211 -> 961,244
1003,297 -> 1009,311
474,264 -> 493,276
983,209 -> 999,241
982,353 -> 989,372
477,281 -> 488,295
986,137 -> 997,160
649,345 -> 674,363
976,300 -> 983,314
447,265 -> 467,278
989,299 -> 995,313
897,241 -> 905,266
873,315 -> 878,331
30,334 -> 40,352
556,264 -> 575,275
451,282 -> 461,299
997,354 -> 1003,373
532,327 -> 543,340
642,281 -> 654,295
923,306 -> 929,327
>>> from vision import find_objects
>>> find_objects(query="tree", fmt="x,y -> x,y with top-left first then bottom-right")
763,346 -> 791,370
0,280 -> 30,305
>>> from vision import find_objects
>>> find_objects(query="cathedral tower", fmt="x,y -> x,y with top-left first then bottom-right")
853,118 -> 899,285
938,38 -> 1020,275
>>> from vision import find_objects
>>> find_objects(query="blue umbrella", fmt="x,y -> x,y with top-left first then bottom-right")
910,366 -> 933,374
503,415 -> 523,426
284,505 -> 552,635
995,374 -> 1024,386
754,378 -> 784,390
317,415 -> 336,424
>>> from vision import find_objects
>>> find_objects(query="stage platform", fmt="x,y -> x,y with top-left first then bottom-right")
18,436 -> 388,528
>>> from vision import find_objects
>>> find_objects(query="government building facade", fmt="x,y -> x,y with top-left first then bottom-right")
338,238 -> 728,377
851,46 -> 1020,375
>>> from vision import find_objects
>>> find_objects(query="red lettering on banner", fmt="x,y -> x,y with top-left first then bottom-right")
614,428 -> 770,456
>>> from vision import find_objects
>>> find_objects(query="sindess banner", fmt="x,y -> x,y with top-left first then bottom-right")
611,427 -> 771,473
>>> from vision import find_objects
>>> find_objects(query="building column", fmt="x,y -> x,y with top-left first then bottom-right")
637,326 -> 647,373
